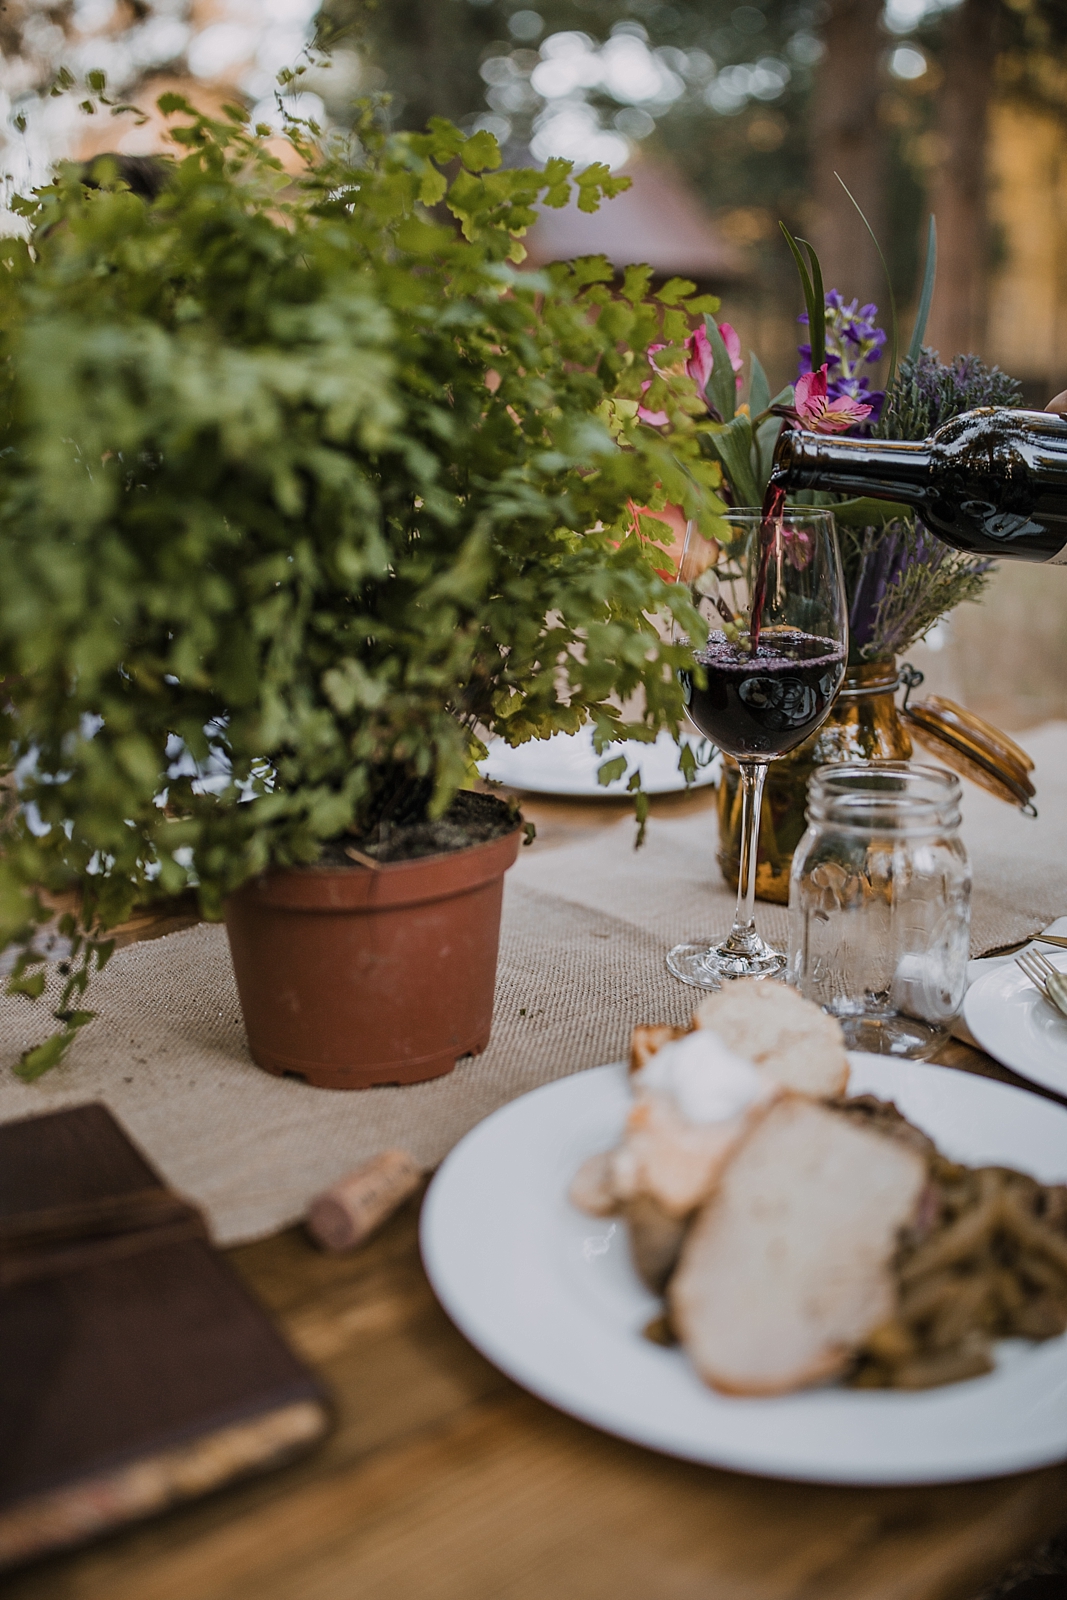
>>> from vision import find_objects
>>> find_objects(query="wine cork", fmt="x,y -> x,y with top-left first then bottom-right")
1046,388 -> 1067,414
306,1149 -> 422,1252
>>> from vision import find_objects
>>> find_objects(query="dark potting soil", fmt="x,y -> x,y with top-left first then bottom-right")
319,789 -> 523,867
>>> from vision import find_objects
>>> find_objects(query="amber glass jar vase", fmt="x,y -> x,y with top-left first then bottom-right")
716,659 -> 912,905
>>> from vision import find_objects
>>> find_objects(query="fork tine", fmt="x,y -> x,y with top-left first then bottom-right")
1024,948 -> 1061,989
1016,951 -> 1050,997
1046,971 -> 1067,1021
1031,948 -> 1061,980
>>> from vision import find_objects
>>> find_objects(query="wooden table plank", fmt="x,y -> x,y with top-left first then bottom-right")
8,1182 -> 1067,1600
8,785 -> 1067,1600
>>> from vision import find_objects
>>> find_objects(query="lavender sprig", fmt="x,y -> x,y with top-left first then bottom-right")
840,519 -> 993,662
875,348 -> 1022,440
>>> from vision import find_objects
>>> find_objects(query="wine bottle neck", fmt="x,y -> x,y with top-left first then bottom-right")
775,430 -> 932,508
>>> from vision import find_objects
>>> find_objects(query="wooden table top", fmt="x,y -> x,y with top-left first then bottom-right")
8,788 -> 1067,1600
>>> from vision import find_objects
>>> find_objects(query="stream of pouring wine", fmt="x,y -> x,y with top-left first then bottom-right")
750,479 -> 786,653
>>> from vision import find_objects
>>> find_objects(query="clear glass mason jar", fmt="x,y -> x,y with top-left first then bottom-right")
787,762 -> 971,1059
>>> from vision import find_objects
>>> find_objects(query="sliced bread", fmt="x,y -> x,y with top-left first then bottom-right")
629,1023 -> 689,1074
693,979 -> 849,1098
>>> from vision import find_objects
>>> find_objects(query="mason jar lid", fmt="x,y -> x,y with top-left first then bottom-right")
901,693 -> 1036,815
807,761 -> 963,834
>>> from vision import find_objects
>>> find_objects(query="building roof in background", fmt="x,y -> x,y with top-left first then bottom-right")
523,154 -> 746,283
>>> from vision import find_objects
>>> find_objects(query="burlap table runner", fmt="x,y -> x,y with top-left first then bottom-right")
1,721 -> 1064,1246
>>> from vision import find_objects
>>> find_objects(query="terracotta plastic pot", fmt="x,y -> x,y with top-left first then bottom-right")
224,826 -> 522,1090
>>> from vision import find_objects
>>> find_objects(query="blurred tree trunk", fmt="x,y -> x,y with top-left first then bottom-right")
810,0 -> 886,310
924,0 -> 1001,360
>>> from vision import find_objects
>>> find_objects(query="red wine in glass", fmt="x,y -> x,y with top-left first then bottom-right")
683,628 -> 846,758
685,480 -> 842,759
666,503 -> 846,989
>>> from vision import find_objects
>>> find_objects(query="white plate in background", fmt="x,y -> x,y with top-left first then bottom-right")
477,727 -> 718,797
964,948 -> 1067,1097
421,1055 -> 1067,1484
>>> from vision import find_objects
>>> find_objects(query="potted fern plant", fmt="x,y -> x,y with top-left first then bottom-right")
0,95 -> 724,1086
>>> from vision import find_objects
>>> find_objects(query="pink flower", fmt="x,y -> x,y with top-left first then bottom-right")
685,324 -> 715,393
781,527 -> 812,570
717,322 -> 744,393
793,364 -> 873,433
638,323 -> 742,425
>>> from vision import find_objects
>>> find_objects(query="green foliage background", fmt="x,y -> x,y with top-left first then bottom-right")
0,99 -> 726,1071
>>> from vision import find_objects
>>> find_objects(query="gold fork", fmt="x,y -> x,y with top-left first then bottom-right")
1016,947 -> 1067,1020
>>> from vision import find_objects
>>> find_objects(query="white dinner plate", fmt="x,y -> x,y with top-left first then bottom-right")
477,727 -> 718,797
421,1055 -> 1067,1484
964,949 -> 1067,1097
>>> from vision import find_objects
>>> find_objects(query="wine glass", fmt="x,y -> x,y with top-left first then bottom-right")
666,506 -> 847,988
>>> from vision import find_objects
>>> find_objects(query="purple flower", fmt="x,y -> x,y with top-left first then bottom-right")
829,372 -> 885,424
797,291 -> 887,432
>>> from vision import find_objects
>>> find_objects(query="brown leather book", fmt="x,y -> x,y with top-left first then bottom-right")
0,1103 -> 330,1570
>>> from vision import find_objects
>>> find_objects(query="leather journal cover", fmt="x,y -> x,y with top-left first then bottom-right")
0,1102 -> 330,1570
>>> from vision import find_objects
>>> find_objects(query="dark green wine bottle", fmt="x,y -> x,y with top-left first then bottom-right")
772,407 -> 1067,564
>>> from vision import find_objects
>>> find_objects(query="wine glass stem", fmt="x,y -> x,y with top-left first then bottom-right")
722,759 -> 769,956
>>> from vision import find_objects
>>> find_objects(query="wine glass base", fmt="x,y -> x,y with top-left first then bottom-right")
666,939 -> 787,990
